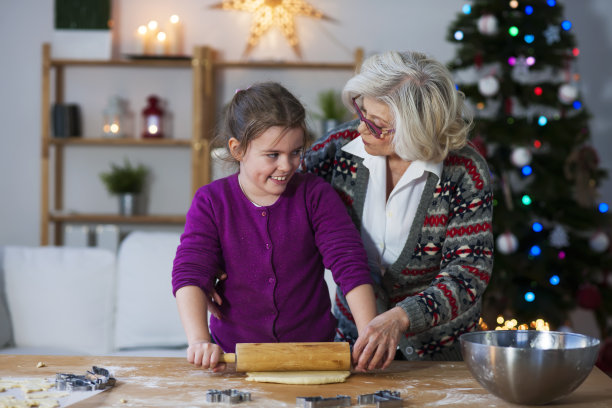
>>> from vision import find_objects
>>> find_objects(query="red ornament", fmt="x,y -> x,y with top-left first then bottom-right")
474,52 -> 483,68
469,135 -> 487,158
142,95 -> 164,138
596,337 -> 612,376
576,283 -> 602,310
503,97 -> 513,115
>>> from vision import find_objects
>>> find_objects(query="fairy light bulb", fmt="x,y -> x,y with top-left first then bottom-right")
509,26 -> 519,36
522,165 -> 532,176
561,20 -> 572,31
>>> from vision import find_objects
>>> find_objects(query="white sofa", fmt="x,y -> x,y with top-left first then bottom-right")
0,231 -> 339,356
0,231 -> 188,357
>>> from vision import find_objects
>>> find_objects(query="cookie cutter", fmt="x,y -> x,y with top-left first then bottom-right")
357,390 -> 402,407
205,389 -> 252,404
296,395 -> 351,408
55,366 -> 116,391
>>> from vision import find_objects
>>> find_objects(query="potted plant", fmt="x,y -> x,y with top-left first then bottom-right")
314,89 -> 349,136
99,159 -> 148,215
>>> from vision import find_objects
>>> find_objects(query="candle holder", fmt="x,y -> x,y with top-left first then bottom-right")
141,95 -> 164,138
102,95 -> 127,138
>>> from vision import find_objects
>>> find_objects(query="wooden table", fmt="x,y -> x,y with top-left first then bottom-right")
1,354 -> 611,407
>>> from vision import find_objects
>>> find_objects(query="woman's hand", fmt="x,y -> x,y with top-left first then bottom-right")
206,272 -> 228,320
352,306 -> 410,372
187,341 -> 227,372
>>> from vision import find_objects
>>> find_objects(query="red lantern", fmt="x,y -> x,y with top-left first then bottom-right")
142,95 -> 164,138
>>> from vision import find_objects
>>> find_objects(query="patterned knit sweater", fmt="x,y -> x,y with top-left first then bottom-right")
302,120 -> 494,361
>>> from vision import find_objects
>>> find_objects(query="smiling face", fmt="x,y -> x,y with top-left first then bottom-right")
231,126 -> 304,206
357,96 -> 396,157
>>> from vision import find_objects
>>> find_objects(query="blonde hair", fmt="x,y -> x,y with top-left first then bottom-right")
342,51 -> 472,162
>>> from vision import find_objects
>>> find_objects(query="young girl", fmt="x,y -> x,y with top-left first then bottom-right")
172,82 -> 376,372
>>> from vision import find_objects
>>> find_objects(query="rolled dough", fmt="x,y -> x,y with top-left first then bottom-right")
245,371 -> 351,385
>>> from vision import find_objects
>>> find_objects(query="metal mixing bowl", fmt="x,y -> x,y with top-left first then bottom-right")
460,330 -> 600,405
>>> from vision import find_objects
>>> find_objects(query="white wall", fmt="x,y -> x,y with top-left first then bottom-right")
1,0 -> 611,246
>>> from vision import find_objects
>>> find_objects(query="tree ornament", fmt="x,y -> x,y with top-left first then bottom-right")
510,147 -> 532,167
496,231 -> 519,254
478,75 -> 500,97
558,83 -> 578,104
503,97 -> 513,115
474,52 -> 483,68
549,225 -> 569,248
470,135 -> 487,158
589,231 -> 610,253
564,146 -> 600,208
543,24 -> 561,44
596,337 -> 612,377
477,14 -> 498,35
513,56 -> 530,77
577,283 -> 602,310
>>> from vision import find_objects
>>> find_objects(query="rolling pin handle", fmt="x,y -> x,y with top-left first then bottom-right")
219,353 -> 236,363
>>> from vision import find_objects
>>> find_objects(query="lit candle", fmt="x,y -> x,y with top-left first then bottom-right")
137,25 -> 149,55
167,14 -> 183,56
156,31 -> 168,55
146,20 -> 159,55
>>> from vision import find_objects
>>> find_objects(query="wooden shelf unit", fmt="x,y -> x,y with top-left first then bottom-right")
40,43 -> 362,245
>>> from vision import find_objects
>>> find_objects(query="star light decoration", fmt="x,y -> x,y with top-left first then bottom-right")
210,0 -> 332,58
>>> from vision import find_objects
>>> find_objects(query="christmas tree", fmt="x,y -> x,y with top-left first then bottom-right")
446,0 -> 611,338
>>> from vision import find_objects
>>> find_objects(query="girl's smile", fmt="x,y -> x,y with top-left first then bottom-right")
230,126 -> 304,207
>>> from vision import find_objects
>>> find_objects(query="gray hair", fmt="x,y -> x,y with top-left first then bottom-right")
342,51 -> 472,162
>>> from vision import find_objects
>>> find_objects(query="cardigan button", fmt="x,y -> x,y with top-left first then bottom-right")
261,211 -> 267,216
265,243 -> 271,250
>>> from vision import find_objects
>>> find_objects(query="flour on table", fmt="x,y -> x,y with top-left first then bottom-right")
0,378 -> 54,393
245,371 -> 351,385
0,379 -> 70,408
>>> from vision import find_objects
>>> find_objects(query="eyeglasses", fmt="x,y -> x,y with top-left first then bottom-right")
351,95 -> 395,139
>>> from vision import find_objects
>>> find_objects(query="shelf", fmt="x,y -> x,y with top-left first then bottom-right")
49,213 -> 186,225
49,138 -> 192,147
50,58 -> 191,68
215,61 -> 357,70
40,43 -> 363,245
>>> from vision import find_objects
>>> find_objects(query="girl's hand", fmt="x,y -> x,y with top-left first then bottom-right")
187,341 -> 227,372
351,306 -> 410,372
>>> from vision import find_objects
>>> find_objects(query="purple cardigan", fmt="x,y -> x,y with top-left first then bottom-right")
172,172 -> 372,352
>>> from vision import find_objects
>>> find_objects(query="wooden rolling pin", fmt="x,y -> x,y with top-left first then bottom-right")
218,342 -> 351,372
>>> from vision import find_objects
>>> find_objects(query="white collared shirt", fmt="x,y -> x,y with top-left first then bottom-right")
342,136 -> 443,276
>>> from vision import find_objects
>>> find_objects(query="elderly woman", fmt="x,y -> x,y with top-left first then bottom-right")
302,50 -> 493,371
